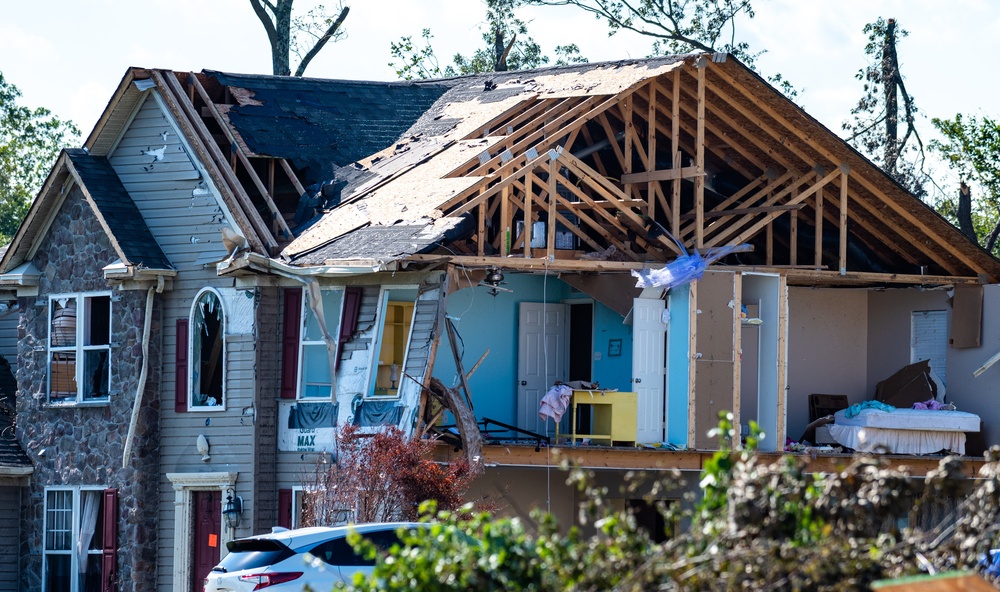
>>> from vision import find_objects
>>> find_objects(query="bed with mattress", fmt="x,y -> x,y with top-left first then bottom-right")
828,407 -> 980,455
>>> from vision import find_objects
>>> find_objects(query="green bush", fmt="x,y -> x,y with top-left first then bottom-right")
341,413 -> 1000,591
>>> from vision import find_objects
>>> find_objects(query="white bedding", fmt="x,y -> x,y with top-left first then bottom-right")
833,408 -> 981,432
828,407 -> 980,455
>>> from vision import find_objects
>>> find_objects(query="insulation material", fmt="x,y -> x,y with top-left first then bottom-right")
219,288 -> 257,336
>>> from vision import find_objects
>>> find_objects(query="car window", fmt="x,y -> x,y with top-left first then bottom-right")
216,539 -> 295,572
308,530 -> 402,567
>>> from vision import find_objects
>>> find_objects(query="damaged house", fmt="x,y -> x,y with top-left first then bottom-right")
2,52 -> 1000,589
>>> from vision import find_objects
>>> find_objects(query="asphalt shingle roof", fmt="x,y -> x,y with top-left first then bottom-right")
65,149 -> 173,271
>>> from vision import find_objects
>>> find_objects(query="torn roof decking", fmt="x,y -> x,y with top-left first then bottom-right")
283,58 -> 685,262
281,53 -> 1000,282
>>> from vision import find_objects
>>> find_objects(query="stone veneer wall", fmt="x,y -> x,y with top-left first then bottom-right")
16,187 -> 162,590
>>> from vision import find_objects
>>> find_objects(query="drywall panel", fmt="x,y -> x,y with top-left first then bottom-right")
786,287 -> 868,441
693,271 -> 736,449
945,284 -> 1000,449
866,288 -> 950,397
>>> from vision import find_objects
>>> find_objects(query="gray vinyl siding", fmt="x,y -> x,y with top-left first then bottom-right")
105,93 -> 260,591
0,486 -> 19,588
0,306 -> 18,362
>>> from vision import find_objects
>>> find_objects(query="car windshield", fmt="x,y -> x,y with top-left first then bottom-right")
215,539 -> 295,572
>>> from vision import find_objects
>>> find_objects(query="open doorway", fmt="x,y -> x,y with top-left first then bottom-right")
568,302 -> 593,382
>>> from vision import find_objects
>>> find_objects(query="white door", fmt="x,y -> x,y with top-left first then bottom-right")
632,297 -> 667,443
518,302 -> 569,436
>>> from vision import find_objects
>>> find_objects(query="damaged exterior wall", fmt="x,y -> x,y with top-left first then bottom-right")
15,187 -> 161,590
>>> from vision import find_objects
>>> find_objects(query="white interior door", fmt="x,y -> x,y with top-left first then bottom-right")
632,297 -> 667,443
518,302 -> 569,436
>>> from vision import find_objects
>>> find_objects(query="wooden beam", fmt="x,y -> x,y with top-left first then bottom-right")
671,69 -> 681,238
679,203 -> 804,221
648,82 -> 657,221
706,63 -> 975,276
448,150 -> 551,216
621,166 -> 702,184
149,70 -> 272,253
477,200 -> 486,256
405,254 -> 663,272
543,168 -> 641,259
472,97 -> 544,139
622,96 -> 634,202
695,59 -> 707,248
500,185 -> 511,256
279,159 -> 307,196
790,188 -> 799,266
815,171 -> 824,268
732,272 -> 742,443
839,165 -> 850,273
547,159 -> 557,260
188,73 -> 293,240
524,171 -> 533,257
775,274 -> 787,447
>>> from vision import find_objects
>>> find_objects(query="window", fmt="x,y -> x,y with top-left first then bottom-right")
190,289 -> 225,409
911,310 -> 948,386
48,294 -> 111,404
368,287 -> 417,398
298,289 -> 344,399
44,488 -> 112,592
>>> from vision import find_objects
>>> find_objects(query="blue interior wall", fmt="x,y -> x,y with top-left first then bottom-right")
434,273 -> 571,426
433,274 -> 635,428
666,285 -> 690,445
591,302 -> 633,391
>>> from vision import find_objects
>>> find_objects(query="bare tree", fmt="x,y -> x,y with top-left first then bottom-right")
249,0 -> 350,76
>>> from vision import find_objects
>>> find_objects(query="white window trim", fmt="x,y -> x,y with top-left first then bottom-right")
365,286 -> 419,399
166,471 -> 238,592
188,288 -> 226,412
47,292 -> 113,405
296,287 -> 345,401
42,485 -> 107,592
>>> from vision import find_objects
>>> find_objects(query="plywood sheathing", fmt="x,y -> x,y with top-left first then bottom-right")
282,60 -> 684,260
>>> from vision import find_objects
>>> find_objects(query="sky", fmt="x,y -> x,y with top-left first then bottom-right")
3,0 -> 999,189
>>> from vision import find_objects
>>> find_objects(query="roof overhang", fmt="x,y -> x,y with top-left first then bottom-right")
102,259 -> 177,282
217,252 -> 393,279
0,262 -> 41,288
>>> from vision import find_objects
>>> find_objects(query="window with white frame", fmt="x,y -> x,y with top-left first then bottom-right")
298,289 -> 344,399
911,310 -> 948,386
190,289 -> 225,409
368,287 -> 417,398
48,294 -> 111,403
44,488 -> 105,592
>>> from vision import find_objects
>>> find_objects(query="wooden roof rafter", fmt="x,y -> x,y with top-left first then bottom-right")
705,61 -> 984,276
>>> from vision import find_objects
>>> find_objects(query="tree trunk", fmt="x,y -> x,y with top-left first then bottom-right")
882,18 -> 898,178
957,181 -> 978,243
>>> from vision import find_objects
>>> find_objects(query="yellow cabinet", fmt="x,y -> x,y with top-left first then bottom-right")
568,390 -> 638,446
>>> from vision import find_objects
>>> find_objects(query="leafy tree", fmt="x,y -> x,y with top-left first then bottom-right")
342,414 -> 1000,590
0,72 -> 79,243
527,0 -> 758,62
248,0 -> 350,76
389,0 -> 587,80
842,18 -> 928,197
930,114 -> 1000,255
297,424 -> 478,525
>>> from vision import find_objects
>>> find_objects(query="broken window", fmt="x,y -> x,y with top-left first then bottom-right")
298,289 -> 344,399
48,294 -> 111,404
369,287 -> 417,398
190,289 -> 225,409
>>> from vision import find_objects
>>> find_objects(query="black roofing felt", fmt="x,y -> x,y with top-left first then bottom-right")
296,216 -> 474,265
204,71 -> 450,185
0,354 -> 30,470
65,149 -> 173,271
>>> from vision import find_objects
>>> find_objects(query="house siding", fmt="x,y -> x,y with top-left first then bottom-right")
15,186 -> 161,590
0,486 -> 20,589
100,93 -> 261,591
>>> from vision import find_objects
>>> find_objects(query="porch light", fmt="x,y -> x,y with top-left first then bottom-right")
223,489 -> 243,530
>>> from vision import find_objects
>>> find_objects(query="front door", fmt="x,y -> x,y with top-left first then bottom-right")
632,297 -> 667,443
191,491 -> 221,592
517,302 -> 569,436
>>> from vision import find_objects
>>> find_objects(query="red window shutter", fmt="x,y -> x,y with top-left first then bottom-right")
280,288 -> 303,399
101,488 -> 118,592
278,488 -> 293,529
336,287 -> 363,371
175,319 -> 189,413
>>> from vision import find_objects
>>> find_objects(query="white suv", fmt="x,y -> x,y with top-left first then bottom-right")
203,522 -> 421,591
